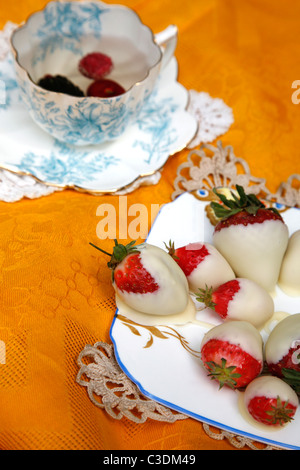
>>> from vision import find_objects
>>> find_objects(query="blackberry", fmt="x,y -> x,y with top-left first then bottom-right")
37,74 -> 84,97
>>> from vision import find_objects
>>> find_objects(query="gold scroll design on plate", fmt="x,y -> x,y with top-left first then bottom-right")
118,314 -> 200,358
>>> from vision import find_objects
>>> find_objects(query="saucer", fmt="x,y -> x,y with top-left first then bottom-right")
0,49 -> 198,194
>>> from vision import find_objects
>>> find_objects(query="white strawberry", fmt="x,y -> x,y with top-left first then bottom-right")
196,277 -> 274,328
243,375 -> 299,427
211,185 -> 289,293
90,240 -> 190,316
278,230 -> 300,296
265,313 -> 300,384
166,240 -> 235,293
200,320 -> 264,389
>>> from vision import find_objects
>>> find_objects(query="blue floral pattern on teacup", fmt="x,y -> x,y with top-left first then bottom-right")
1,29 -> 197,193
134,94 -> 178,164
11,87 -> 177,184
11,1 -> 164,146
19,80 -> 135,145
31,2 -> 108,65
0,54 -> 20,109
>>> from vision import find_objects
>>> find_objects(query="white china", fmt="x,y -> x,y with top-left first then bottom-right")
10,1 -> 177,146
111,191 -> 300,450
0,51 -> 197,193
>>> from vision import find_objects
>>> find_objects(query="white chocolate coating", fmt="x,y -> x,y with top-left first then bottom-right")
265,313 -> 300,365
278,230 -> 300,296
185,242 -> 235,293
114,243 -> 189,316
213,219 -> 289,293
244,375 -> 299,409
226,278 -> 274,328
115,294 -> 196,326
200,320 -> 263,362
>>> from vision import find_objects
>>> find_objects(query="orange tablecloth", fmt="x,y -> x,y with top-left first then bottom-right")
0,0 -> 300,451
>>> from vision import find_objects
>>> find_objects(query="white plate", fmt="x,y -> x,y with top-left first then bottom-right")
0,52 -> 197,194
110,190 -> 300,450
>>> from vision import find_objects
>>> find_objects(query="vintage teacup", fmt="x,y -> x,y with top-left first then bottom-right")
11,1 -> 177,146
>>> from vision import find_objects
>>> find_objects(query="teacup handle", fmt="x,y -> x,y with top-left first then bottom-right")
155,25 -> 178,71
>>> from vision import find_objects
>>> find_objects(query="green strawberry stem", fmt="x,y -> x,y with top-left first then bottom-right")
89,239 -> 138,277
211,184 -> 279,220
205,357 -> 241,389
164,240 -> 178,259
266,396 -> 295,426
195,285 -> 216,310
89,242 -> 112,257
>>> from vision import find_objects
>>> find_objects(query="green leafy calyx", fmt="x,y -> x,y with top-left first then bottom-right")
282,368 -> 300,396
265,396 -> 296,426
89,239 -> 138,271
164,240 -> 178,260
196,285 -> 216,310
210,184 -> 279,220
205,357 -> 241,389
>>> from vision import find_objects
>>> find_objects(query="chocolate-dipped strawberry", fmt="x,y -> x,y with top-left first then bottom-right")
196,277 -> 274,328
166,241 -> 235,293
211,185 -> 289,293
90,240 -> 190,316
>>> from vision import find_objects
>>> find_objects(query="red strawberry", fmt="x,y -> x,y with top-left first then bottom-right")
265,313 -> 300,388
87,79 -> 125,98
196,278 -> 274,328
211,185 -> 289,293
200,320 -> 263,389
244,375 -> 299,427
79,52 -> 113,80
113,249 -> 158,294
166,240 -> 235,293
90,240 -> 190,316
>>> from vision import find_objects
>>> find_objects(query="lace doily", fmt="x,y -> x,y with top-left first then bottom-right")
77,342 -> 187,424
186,90 -> 234,148
172,140 -> 300,207
0,21 -> 235,202
76,342 -> 278,450
76,141 -> 300,450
